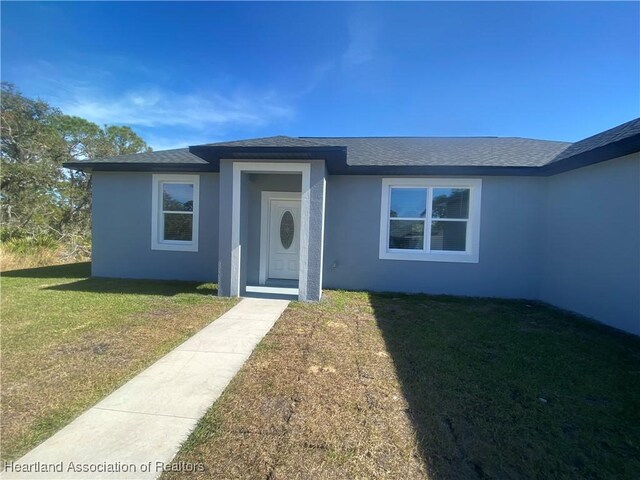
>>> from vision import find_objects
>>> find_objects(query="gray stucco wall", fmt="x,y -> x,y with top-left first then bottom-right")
323,175 -> 546,299
92,172 -> 219,282
305,161 -> 328,301
540,153 -> 640,335
217,161 -> 234,296
90,156 -> 639,334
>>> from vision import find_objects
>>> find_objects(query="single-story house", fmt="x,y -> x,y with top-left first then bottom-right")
64,118 -> 640,335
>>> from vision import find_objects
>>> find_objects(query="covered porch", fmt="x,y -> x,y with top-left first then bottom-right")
216,159 -> 327,302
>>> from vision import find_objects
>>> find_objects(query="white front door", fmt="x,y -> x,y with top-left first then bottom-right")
267,198 -> 301,280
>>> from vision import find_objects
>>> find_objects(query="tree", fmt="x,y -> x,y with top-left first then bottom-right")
49,116 -> 151,236
0,83 -> 66,237
0,82 -> 151,242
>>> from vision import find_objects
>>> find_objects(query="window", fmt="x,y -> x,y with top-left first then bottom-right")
151,174 -> 200,251
379,178 -> 481,263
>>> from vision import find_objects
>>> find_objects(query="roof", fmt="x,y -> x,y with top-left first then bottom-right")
81,148 -> 208,165
63,117 -> 640,176
206,135 -> 329,148
299,137 -> 570,167
547,117 -> 640,165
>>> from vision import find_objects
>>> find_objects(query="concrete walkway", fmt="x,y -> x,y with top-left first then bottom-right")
3,298 -> 289,480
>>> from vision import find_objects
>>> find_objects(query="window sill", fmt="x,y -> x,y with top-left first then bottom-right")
379,250 -> 478,263
152,241 -> 198,252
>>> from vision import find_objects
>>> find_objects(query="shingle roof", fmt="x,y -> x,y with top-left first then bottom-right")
82,148 -> 208,165
206,135 -> 329,148
201,136 -> 570,167
546,117 -> 640,165
64,118 -> 640,174
299,137 -> 570,167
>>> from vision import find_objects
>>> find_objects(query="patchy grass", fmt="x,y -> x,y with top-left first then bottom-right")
164,291 -> 640,480
0,262 -> 237,462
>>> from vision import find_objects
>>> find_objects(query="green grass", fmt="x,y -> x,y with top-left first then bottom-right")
369,293 -> 640,479
1,262 -> 237,462
164,290 -> 640,480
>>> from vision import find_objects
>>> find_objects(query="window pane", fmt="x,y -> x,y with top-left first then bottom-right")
164,213 -> 193,241
431,221 -> 467,251
432,188 -> 469,219
390,188 -> 427,218
389,220 -> 424,250
163,183 -> 194,212
280,210 -> 295,249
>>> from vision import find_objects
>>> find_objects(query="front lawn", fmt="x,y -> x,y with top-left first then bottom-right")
165,291 -> 640,480
0,262 -> 237,462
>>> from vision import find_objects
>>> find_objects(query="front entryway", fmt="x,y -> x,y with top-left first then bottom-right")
222,161 -> 325,302
260,192 -> 301,283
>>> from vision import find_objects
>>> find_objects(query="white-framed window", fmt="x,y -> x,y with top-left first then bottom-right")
379,178 -> 482,263
151,174 -> 200,252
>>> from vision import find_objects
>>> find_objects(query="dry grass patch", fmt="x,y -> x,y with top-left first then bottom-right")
1,262 -> 237,461
0,240 -> 90,272
165,292 -> 427,480
165,291 -> 640,480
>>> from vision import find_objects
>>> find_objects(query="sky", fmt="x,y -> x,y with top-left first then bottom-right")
2,1 -> 639,151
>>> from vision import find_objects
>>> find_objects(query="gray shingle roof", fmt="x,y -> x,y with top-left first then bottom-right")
206,135 -> 329,148
64,118 -> 640,173
546,117 -> 640,165
203,135 -> 570,167
299,137 -> 570,167
82,148 -> 208,165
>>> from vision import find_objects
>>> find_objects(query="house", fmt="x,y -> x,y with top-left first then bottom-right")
64,118 -> 640,335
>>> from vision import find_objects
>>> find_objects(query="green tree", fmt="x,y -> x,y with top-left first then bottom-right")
49,116 -> 151,236
0,83 -> 66,237
1,82 -> 151,243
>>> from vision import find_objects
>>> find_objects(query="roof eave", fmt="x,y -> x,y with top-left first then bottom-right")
188,144 -> 347,172
540,133 -> 640,176
62,162 -> 216,173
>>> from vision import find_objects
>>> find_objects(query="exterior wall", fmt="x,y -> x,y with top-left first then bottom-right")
323,175 -> 546,299
92,171 -> 219,282
90,156 -> 639,334
540,153 -> 640,335
244,173 -> 302,285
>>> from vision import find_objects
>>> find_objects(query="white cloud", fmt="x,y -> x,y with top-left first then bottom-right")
10,58 -> 295,138
59,87 -> 293,130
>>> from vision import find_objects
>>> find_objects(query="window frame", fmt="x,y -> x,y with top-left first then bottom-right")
151,174 -> 200,252
379,178 -> 482,263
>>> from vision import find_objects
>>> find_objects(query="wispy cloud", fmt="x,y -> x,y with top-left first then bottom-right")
59,87 -> 293,130
8,58 -> 295,146
292,11 -> 381,99
342,10 -> 378,67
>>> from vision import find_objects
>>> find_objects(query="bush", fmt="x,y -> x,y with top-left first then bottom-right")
0,226 -> 27,242
4,235 -> 58,253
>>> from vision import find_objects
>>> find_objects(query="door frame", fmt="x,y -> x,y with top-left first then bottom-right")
259,191 -> 302,285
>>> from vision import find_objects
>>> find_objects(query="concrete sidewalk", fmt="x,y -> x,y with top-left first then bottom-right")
3,298 -> 289,480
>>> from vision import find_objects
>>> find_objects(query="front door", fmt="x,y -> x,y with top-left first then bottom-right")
268,198 -> 300,280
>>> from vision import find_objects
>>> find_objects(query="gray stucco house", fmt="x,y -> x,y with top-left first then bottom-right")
64,118 -> 640,335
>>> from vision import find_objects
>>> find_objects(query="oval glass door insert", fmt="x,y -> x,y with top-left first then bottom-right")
280,210 -> 295,249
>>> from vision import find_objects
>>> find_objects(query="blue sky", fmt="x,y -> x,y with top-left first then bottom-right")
2,2 -> 639,150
